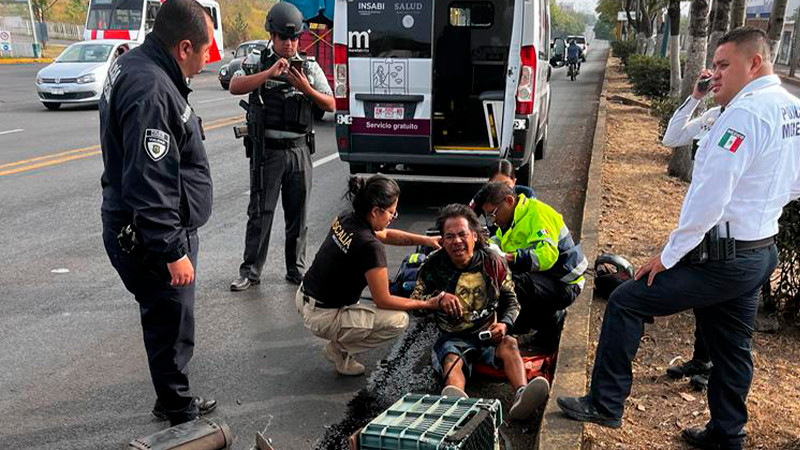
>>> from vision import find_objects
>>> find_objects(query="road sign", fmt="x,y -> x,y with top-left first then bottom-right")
1,43 -> 11,54
0,30 -> 10,42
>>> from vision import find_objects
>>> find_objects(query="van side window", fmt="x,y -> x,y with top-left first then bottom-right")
449,2 -> 493,28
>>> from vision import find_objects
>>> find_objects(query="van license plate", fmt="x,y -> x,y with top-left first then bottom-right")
51,88 -> 65,95
374,104 -> 404,120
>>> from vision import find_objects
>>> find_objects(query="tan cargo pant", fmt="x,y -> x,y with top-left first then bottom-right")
295,288 -> 409,355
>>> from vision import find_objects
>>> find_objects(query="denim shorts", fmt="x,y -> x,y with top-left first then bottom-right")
431,332 -> 500,378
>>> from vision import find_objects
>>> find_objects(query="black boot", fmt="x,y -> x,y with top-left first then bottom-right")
666,359 -> 712,379
681,427 -> 743,450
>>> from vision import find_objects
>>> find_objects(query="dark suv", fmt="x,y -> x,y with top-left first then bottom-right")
218,40 -> 269,90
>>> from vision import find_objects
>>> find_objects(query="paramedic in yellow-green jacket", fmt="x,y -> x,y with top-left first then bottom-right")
474,182 -> 588,351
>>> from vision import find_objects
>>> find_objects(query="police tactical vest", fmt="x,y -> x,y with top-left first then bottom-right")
253,49 -> 313,134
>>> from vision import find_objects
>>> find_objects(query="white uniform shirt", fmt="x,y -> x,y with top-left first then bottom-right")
662,97 -> 722,148
661,75 -> 800,269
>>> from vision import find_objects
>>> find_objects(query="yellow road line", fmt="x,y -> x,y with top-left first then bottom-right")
0,114 -> 244,177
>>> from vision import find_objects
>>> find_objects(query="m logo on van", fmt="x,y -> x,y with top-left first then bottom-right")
349,30 -> 371,51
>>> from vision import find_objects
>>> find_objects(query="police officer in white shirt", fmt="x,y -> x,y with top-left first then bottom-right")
557,27 -> 800,450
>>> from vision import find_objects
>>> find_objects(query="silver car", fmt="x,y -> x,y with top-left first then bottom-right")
35,40 -> 137,110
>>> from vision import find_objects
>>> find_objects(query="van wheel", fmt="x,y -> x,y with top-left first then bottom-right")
516,159 -> 534,187
43,102 -> 61,110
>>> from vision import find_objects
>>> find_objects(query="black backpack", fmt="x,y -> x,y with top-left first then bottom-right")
390,252 -> 428,297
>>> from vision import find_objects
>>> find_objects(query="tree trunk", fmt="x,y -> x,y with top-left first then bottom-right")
789,8 -> 800,77
707,0 -> 732,67
731,0 -> 746,28
670,0 -> 710,182
669,0 -> 683,97
768,0 -> 789,63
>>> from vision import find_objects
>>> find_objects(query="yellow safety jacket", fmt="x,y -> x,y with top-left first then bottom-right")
492,195 -> 587,289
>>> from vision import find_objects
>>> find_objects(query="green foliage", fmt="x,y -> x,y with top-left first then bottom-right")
764,201 -> 800,323
550,0 -> 590,38
625,54 -> 670,98
594,17 -> 615,40
611,39 -> 637,65
650,96 -> 680,138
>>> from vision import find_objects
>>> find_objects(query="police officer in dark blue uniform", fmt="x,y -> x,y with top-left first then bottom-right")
99,0 -> 216,426
229,2 -> 334,291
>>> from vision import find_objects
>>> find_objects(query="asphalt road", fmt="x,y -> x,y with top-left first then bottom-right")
0,43 -> 609,449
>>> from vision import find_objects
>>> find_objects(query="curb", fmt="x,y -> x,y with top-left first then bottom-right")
0,58 -> 53,64
779,74 -> 800,87
538,49 -> 611,450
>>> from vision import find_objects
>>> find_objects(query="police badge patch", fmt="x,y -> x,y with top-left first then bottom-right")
144,129 -> 170,161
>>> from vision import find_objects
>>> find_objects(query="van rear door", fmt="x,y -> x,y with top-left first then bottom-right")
346,1 -> 433,156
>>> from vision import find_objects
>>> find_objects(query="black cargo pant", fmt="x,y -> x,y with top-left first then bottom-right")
589,246 -> 777,448
689,318 -> 711,364
239,139 -> 312,281
102,222 -> 199,425
512,271 -> 580,351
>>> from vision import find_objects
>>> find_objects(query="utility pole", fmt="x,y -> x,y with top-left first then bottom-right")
26,0 -> 40,57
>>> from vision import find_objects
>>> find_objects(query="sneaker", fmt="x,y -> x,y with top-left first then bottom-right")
152,396 -> 217,421
324,342 -> 365,376
666,359 -> 712,379
508,376 -> 550,421
441,385 -> 469,398
556,395 -> 622,428
230,277 -> 259,291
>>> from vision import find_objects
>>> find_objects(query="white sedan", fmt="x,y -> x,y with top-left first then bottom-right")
35,39 -> 137,110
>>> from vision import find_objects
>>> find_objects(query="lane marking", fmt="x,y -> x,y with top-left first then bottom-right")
313,153 -> 339,168
0,129 -> 24,136
0,114 -> 244,177
198,96 -> 240,104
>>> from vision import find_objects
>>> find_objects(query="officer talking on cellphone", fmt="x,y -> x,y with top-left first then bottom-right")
557,27 -> 800,450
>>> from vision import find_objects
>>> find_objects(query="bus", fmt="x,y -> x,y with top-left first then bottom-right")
83,0 -> 224,63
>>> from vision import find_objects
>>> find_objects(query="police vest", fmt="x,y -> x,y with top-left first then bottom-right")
253,50 -> 314,134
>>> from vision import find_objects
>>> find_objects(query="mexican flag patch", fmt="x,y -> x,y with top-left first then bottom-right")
718,128 -> 745,153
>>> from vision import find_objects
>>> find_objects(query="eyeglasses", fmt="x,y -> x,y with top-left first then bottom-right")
276,34 -> 300,41
485,206 -> 499,227
379,207 -> 399,220
443,231 -> 471,243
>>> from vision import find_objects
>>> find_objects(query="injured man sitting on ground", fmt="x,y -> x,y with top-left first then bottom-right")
411,203 -> 550,421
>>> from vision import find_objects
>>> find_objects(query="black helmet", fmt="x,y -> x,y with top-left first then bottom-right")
265,2 -> 305,38
593,253 -> 635,299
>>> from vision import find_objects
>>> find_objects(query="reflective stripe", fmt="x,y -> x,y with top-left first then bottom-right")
560,256 -> 588,283
558,224 -> 570,241
570,276 -> 586,290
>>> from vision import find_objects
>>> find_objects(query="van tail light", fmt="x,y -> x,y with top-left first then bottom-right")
516,45 -> 535,115
334,43 -> 349,111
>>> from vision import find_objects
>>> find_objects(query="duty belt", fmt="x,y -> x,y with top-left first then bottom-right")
300,286 -> 339,309
734,237 -> 774,251
264,135 -> 306,149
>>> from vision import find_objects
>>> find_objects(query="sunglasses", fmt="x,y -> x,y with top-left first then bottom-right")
276,34 -> 300,41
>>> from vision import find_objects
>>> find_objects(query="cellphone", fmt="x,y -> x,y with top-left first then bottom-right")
697,77 -> 712,93
478,330 -> 493,341
290,58 -> 303,72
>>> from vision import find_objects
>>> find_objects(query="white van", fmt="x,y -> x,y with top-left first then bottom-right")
331,0 -> 552,185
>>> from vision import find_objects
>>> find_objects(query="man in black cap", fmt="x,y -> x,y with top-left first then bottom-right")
229,2 -> 334,291
99,0 -> 216,426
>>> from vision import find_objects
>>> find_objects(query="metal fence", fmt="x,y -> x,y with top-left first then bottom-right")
0,16 -> 83,41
